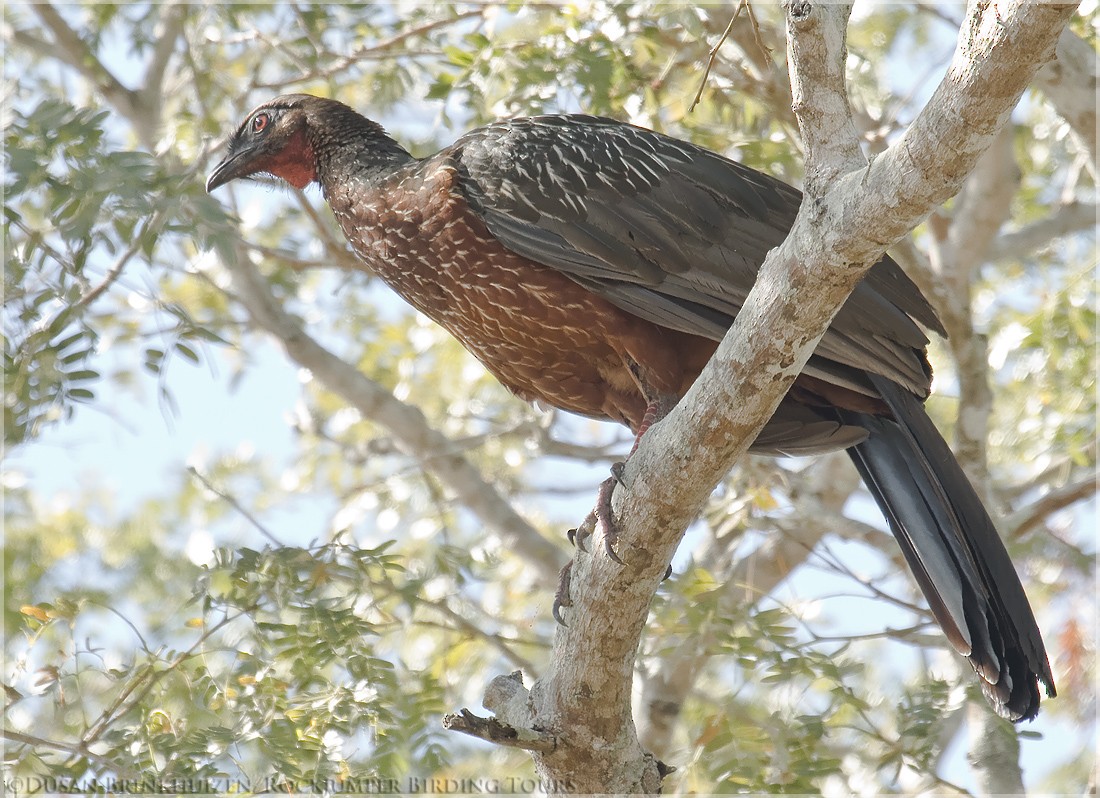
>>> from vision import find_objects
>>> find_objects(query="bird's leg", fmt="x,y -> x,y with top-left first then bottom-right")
627,400 -> 663,456
574,396 -> 667,562
556,397 -> 674,624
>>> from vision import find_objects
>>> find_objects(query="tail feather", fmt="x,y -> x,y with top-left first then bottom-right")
840,374 -> 1055,721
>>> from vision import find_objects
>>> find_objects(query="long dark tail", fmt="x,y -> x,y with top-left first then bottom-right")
840,374 -> 1055,721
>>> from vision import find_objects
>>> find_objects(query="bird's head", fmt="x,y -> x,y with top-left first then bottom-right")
206,94 -> 324,192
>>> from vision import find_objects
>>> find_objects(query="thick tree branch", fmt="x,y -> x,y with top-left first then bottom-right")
24,3 -> 187,150
928,126 -> 1019,482
1004,474 -> 1097,539
220,249 -> 563,585
470,2 -> 1077,793
987,200 -> 1097,262
785,3 -> 862,189
1034,27 -> 1099,165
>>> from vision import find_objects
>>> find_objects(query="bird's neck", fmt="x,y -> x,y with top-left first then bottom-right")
307,110 -> 415,194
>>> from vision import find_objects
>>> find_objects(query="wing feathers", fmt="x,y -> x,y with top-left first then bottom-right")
454,115 -> 942,393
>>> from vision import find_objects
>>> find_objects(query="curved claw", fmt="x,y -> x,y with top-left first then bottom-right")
566,528 -> 577,547
552,599 -> 568,627
663,563 -> 673,581
552,560 -> 574,626
609,460 -> 627,486
603,535 -> 624,564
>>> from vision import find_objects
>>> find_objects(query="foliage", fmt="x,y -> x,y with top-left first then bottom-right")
4,2 -> 1094,794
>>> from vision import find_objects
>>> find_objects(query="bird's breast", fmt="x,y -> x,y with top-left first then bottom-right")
323,161 -> 710,429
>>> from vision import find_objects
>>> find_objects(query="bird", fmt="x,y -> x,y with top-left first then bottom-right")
207,93 -> 1055,721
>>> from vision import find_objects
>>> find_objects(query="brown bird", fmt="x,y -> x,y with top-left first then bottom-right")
207,94 -> 1054,721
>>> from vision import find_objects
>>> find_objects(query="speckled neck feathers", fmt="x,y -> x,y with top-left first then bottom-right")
301,99 -> 416,196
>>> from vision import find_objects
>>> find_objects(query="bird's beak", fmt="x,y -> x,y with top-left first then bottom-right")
206,146 -> 259,193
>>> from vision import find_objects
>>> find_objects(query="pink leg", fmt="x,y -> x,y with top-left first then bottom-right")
581,398 -> 665,562
557,399 -> 673,622
628,399 -> 662,456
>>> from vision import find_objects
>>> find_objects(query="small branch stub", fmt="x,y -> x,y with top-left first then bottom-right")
442,709 -> 557,753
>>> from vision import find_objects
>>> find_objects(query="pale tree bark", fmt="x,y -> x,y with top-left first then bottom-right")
444,1 -> 1078,793
1034,27 -> 1099,166
927,126 -> 1018,489
968,700 -> 1026,796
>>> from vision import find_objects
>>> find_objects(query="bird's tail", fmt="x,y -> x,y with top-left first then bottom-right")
839,373 -> 1055,721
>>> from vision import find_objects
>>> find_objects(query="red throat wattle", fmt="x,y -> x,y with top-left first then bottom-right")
264,128 -> 316,189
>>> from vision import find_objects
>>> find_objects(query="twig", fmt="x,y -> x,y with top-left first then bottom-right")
689,1 -> 745,113
369,566 -> 540,672
1,728 -> 137,780
86,601 -> 154,655
72,209 -> 168,313
252,10 -> 485,90
187,466 -> 284,546
442,709 -> 557,753
81,611 -> 242,746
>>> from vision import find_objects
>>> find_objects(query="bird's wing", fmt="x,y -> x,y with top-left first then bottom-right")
450,114 -> 944,398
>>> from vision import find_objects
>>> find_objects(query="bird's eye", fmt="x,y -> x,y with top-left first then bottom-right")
251,113 -> 270,134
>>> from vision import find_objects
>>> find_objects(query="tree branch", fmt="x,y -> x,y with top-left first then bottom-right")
1034,27 -> 1099,166
785,3 -> 862,189
987,201 -> 1097,262
928,126 -> 1018,482
1004,474 -> 1097,539
442,709 -> 557,753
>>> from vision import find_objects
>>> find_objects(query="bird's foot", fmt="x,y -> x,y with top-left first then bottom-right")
568,459 -> 626,563
555,462 -> 671,624
595,472 -> 625,564
552,560 -> 573,626
567,508 -> 599,551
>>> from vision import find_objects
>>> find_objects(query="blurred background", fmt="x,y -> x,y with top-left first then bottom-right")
4,2 -> 1096,793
